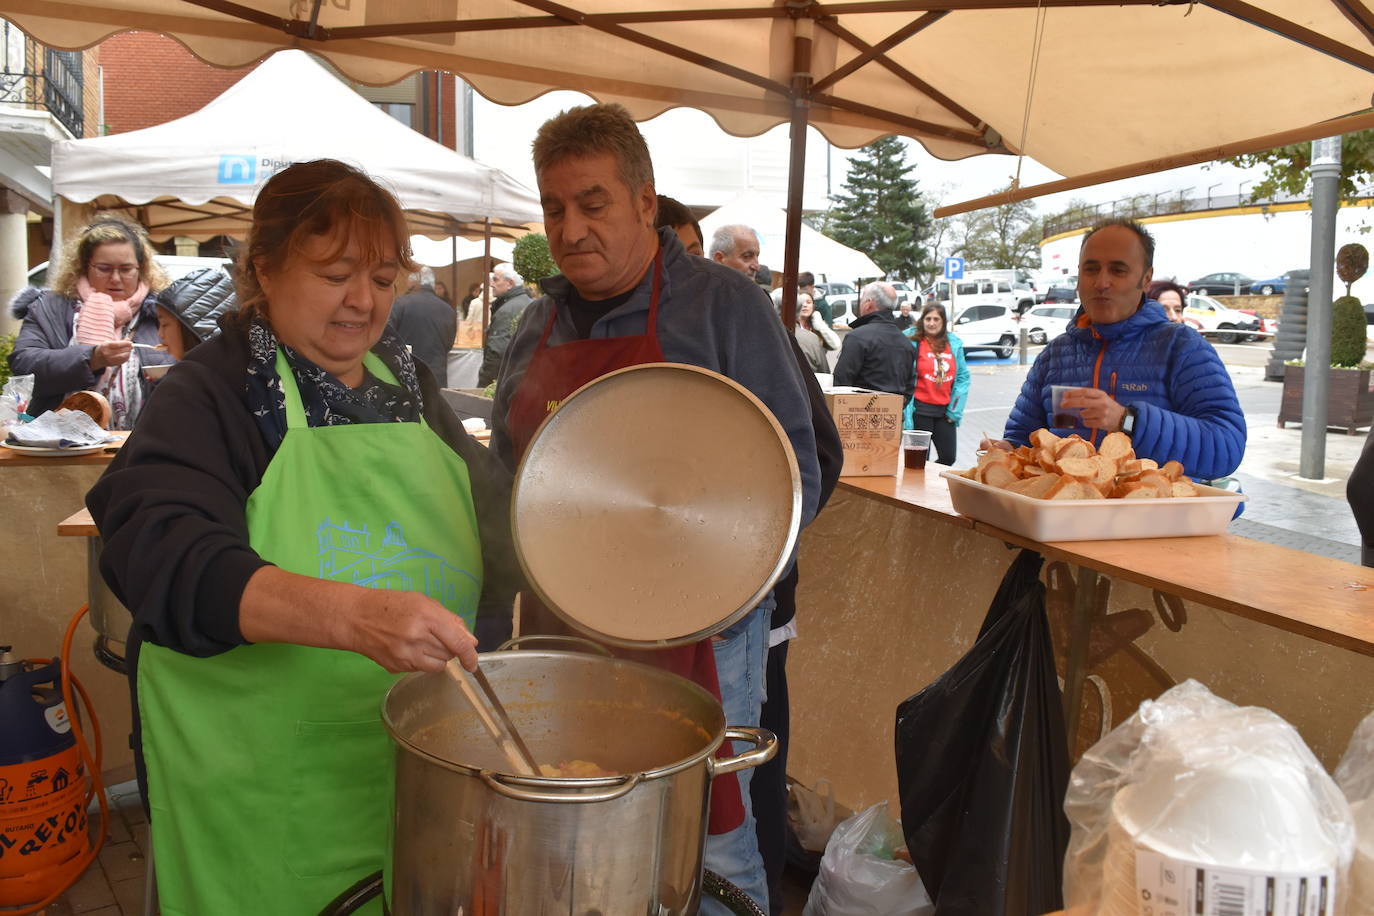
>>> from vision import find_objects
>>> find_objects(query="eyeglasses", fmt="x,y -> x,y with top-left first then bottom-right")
90,264 -> 140,280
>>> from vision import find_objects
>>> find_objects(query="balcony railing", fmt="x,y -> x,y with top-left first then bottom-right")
0,24 -> 84,137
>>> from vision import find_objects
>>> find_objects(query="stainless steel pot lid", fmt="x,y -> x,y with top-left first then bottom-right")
512,362 -> 801,647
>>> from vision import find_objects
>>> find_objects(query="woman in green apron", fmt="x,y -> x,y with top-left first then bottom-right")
88,160 -> 520,914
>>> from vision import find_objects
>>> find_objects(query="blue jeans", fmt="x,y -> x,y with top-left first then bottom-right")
701,597 -> 771,915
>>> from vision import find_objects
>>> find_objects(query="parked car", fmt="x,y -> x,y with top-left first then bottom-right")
1184,294 -> 1262,343
1247,269 -> 1309,296
890,280 -> 915,306
1186,272 -> 1253,296
1019,303 -> 1077,345
1043,284 -> 1077,304
816,281 -> 855,299
950,303 -> 1021,358
828,292 -> 861,327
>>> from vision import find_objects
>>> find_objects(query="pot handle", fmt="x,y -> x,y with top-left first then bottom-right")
710,727 -> 778,777
496,634 -> 613,657
479,769 -> 641,804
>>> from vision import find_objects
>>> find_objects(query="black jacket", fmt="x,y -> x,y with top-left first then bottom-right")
389,288 -> 457,387
832,310 -> 917,404
478,286 -> 534,388
158,268 -> 238,344
87,320 -> 520,658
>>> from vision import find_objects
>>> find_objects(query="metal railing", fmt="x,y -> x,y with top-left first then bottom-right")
1041,187 -> 1332,240
0,23 -> 84,137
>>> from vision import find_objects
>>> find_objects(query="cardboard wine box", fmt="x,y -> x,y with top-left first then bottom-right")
823,387 -> 903,477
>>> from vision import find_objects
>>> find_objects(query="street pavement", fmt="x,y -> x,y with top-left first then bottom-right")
946,340 -> 1368,564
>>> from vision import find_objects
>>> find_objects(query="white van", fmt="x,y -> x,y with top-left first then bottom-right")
925,269 -> 1037,316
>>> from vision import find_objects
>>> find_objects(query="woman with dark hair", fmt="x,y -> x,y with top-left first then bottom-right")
88,160 -> 518,913
9,216 -> 173,427
1148,279 -> 1189,323
903,302 -> 970,465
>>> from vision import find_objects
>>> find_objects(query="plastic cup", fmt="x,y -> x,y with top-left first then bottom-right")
1051,386 -> 1084,429
903,429 -> 932,470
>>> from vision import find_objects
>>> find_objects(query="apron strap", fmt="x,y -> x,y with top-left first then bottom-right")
273,349 -> 402,431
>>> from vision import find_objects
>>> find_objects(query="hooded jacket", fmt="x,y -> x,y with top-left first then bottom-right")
1004,299 -> 1246,480
158,268 -> 238,344
832,309 -> 918,405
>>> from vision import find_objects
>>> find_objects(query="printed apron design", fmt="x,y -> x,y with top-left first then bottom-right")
136,350 -> 482,915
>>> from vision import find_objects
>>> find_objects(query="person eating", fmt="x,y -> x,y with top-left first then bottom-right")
9,216 -> 174,428
87,159 -> 518,914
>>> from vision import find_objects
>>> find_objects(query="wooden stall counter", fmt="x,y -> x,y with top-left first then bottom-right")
786,465 -> 1374,825
0,431 -> 128,467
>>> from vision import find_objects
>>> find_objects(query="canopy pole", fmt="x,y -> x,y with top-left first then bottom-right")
482,218 -> 492,345
781,13 -> 814,331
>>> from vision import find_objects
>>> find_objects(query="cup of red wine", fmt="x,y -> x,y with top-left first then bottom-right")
1051,386 -> 1085,429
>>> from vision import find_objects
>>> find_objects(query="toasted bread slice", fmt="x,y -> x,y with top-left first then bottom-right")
1043,476 -> 1095,500
1022,464 -> 1048,477
1170,480 -> 1200,497
983,463 -> 1021,490
1030,428 -> 1061,450
1159,460 -> 1185,482
1006,474 -> 1061,498
1035,447 -> 1059,473
1091,455 -> 1119,488
1115,481 -> 1159,499
1053,437 -> 1093,462
1098,431 -> 1133,461
960,466 -> 979,480
1137,470 -> 1172,498
1056,456 -> 1097,479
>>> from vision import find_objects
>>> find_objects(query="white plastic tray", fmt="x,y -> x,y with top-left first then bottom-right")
940,469 -> 1246,542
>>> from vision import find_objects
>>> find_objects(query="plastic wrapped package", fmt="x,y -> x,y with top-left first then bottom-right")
1064,680 -> 1355,916
802,803 -> 933,916
1336,710 -> 1374,915
0,374 -> 33,431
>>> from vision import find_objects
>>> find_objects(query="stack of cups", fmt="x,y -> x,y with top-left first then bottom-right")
902,429 -> 932,470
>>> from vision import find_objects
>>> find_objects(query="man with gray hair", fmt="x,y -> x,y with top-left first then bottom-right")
709,224 -> 762,281
833,280 -> 916,404
491,102 -> 821,915
389,265 -> 456,387
477,262 -> 533,387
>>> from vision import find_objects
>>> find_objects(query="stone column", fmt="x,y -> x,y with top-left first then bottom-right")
0,190 -> 32,337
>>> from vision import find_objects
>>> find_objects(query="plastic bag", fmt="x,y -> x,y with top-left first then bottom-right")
1337,709 -> 1374,915
788,777 -> 852,855
802,802 -> 933,916
894,549 -> 1069,916
1063,679 -> 1355,916
0,374 -> 33,432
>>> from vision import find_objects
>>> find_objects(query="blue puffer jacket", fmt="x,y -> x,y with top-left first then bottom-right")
1004,300 -> 1246,480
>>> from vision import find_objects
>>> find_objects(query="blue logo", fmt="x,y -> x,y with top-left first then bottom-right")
944,257 -> 965,280
217,155 -> 256,185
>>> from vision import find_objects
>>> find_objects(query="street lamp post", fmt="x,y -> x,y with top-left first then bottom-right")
1299,135 -> 1342,480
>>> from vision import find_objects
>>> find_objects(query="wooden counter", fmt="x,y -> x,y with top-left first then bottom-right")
786,466 -> 1374,821
844,470 -> 1374,658
0,431 -> 128,467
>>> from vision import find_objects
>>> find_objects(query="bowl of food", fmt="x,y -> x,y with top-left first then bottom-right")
142,362 -> 173,381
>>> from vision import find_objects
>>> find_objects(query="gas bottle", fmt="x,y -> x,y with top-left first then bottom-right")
0,648 -> 90,907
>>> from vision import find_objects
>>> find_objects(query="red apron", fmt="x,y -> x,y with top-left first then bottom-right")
504,250 -> 746,834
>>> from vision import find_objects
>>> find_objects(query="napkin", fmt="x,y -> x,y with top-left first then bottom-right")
6,409 -> 116,449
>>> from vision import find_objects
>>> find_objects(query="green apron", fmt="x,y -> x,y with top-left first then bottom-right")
137,350 -> 483,915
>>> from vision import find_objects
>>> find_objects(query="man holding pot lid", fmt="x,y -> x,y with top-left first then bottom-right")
490,103 -> 822,915
88,160 -> 520,914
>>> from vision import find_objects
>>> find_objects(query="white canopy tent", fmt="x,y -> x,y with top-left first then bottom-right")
700,190 -> 881,286
50,50 -> 543,243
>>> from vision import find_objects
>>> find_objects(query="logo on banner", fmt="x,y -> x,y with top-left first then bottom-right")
217,155 -> 256,185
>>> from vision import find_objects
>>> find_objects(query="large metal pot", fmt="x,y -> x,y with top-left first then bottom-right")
382,648 -> 776,915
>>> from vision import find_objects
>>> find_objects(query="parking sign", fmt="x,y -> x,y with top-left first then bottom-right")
944,257 -> 965,280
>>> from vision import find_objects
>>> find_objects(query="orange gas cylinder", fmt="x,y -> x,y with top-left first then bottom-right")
0,654 -> 90,907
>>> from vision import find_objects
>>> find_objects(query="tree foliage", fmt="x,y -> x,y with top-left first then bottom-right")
512,233 -> 559,285
825,137 -> 935,281
952,188 -> 1042,269
1225,130 -> 1374,201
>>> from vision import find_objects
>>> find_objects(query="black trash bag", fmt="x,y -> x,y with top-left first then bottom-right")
895,549 -> 1070,916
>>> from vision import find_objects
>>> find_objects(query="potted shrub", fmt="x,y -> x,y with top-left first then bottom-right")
1279,243 -> 1374,433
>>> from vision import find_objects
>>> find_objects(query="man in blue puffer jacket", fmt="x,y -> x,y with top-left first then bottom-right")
991,219 -> 1246,480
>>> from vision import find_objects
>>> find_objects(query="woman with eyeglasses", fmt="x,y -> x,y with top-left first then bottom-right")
9,216 -> 174,427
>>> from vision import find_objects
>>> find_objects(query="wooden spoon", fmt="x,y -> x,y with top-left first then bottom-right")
445,659 -> 539,777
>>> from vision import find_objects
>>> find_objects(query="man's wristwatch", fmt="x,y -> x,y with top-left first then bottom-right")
1121,406 -> 1139,438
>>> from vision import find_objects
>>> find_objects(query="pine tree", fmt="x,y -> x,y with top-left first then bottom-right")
826,137 -> 934,281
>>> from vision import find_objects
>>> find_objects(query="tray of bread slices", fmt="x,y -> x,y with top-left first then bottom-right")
940,429 -> 1245,542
